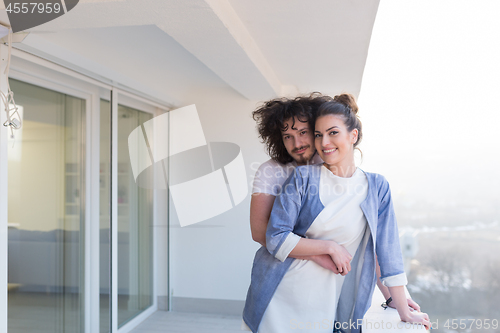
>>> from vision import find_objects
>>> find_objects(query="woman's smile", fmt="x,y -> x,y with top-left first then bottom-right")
322,148 -> 338,154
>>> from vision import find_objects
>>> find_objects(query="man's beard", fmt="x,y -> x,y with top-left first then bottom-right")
294,155 -> 309,164
292,146 -> 314,164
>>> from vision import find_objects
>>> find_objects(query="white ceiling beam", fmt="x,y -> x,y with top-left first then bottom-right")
155,0 -> 282,100
2,0 -> 283,100
203,0 -> 282,98
1,0 -> 379,101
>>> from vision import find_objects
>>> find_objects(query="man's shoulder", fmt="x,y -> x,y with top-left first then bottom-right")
257,158 -> 292,170
255,158 -> 295,176
252,159 -> 295,195
257,154 -> 322,171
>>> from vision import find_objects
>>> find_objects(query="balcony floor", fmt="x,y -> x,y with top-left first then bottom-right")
129,311 -> 243,333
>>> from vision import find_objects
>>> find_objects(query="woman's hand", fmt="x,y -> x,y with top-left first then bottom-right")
389,297 -> 421,312
327,241 -> 352,276
288,238 -> 351,275
310,254 -> 340,273
401,311 -> 431,330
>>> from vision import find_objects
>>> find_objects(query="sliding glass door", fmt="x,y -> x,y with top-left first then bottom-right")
3,54 -> 163,333
100,99 -> 111,333
100,101 -> 155,331
117,104 -> 154,327
7,79 -> 86,333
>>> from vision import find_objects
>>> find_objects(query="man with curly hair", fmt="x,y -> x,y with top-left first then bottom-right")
249,93 -> 347,273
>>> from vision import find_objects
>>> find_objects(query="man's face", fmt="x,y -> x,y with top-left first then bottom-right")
281,117 -> 316,165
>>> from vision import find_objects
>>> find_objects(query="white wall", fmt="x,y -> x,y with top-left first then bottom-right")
17,26 -> 285,308
168,85 -> 267,302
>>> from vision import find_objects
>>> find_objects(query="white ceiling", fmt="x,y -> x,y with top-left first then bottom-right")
0,0 -> 380,105
229,0 -> 380,96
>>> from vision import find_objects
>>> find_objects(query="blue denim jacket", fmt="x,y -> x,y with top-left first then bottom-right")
242,165 -> 407,333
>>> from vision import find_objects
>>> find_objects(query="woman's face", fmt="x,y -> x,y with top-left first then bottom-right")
314,114 -> 358,168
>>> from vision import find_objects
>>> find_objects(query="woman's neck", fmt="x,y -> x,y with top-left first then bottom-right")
323,160 -> 357,178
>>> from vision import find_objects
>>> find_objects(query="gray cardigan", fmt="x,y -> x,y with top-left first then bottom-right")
242,165 -> 407,333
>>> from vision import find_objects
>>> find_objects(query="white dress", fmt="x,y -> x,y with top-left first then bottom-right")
243,166 -> 368,332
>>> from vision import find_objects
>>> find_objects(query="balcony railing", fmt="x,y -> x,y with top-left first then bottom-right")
363,287 -> 428,332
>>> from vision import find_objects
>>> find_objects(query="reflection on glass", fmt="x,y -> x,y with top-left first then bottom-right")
117,105 -> 153,327
7,79 -> 85,332
100,99 -> 111,333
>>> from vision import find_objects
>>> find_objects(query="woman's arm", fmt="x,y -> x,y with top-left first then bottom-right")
388,286 -> 430,329
375,255 -> 391,300
288,238 -> 353,275
375,177 -> 429,328
375,256 -> 421,311
266,167 -> 353,277
251,193 -> 342,273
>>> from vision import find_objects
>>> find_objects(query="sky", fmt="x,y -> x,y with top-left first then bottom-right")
357,0 -> 500,211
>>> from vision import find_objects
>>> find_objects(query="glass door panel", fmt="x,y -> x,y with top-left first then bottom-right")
7,78 -> 86,333
117,104 -> 153,327
100,99 -> 111,333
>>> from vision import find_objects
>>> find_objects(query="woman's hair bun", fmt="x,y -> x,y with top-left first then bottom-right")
333,93 -> 358,115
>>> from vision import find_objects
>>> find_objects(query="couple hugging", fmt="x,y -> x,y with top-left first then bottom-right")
241,93 -> 430,333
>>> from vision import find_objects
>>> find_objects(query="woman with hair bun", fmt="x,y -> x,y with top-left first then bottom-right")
242,94 -> 430,333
